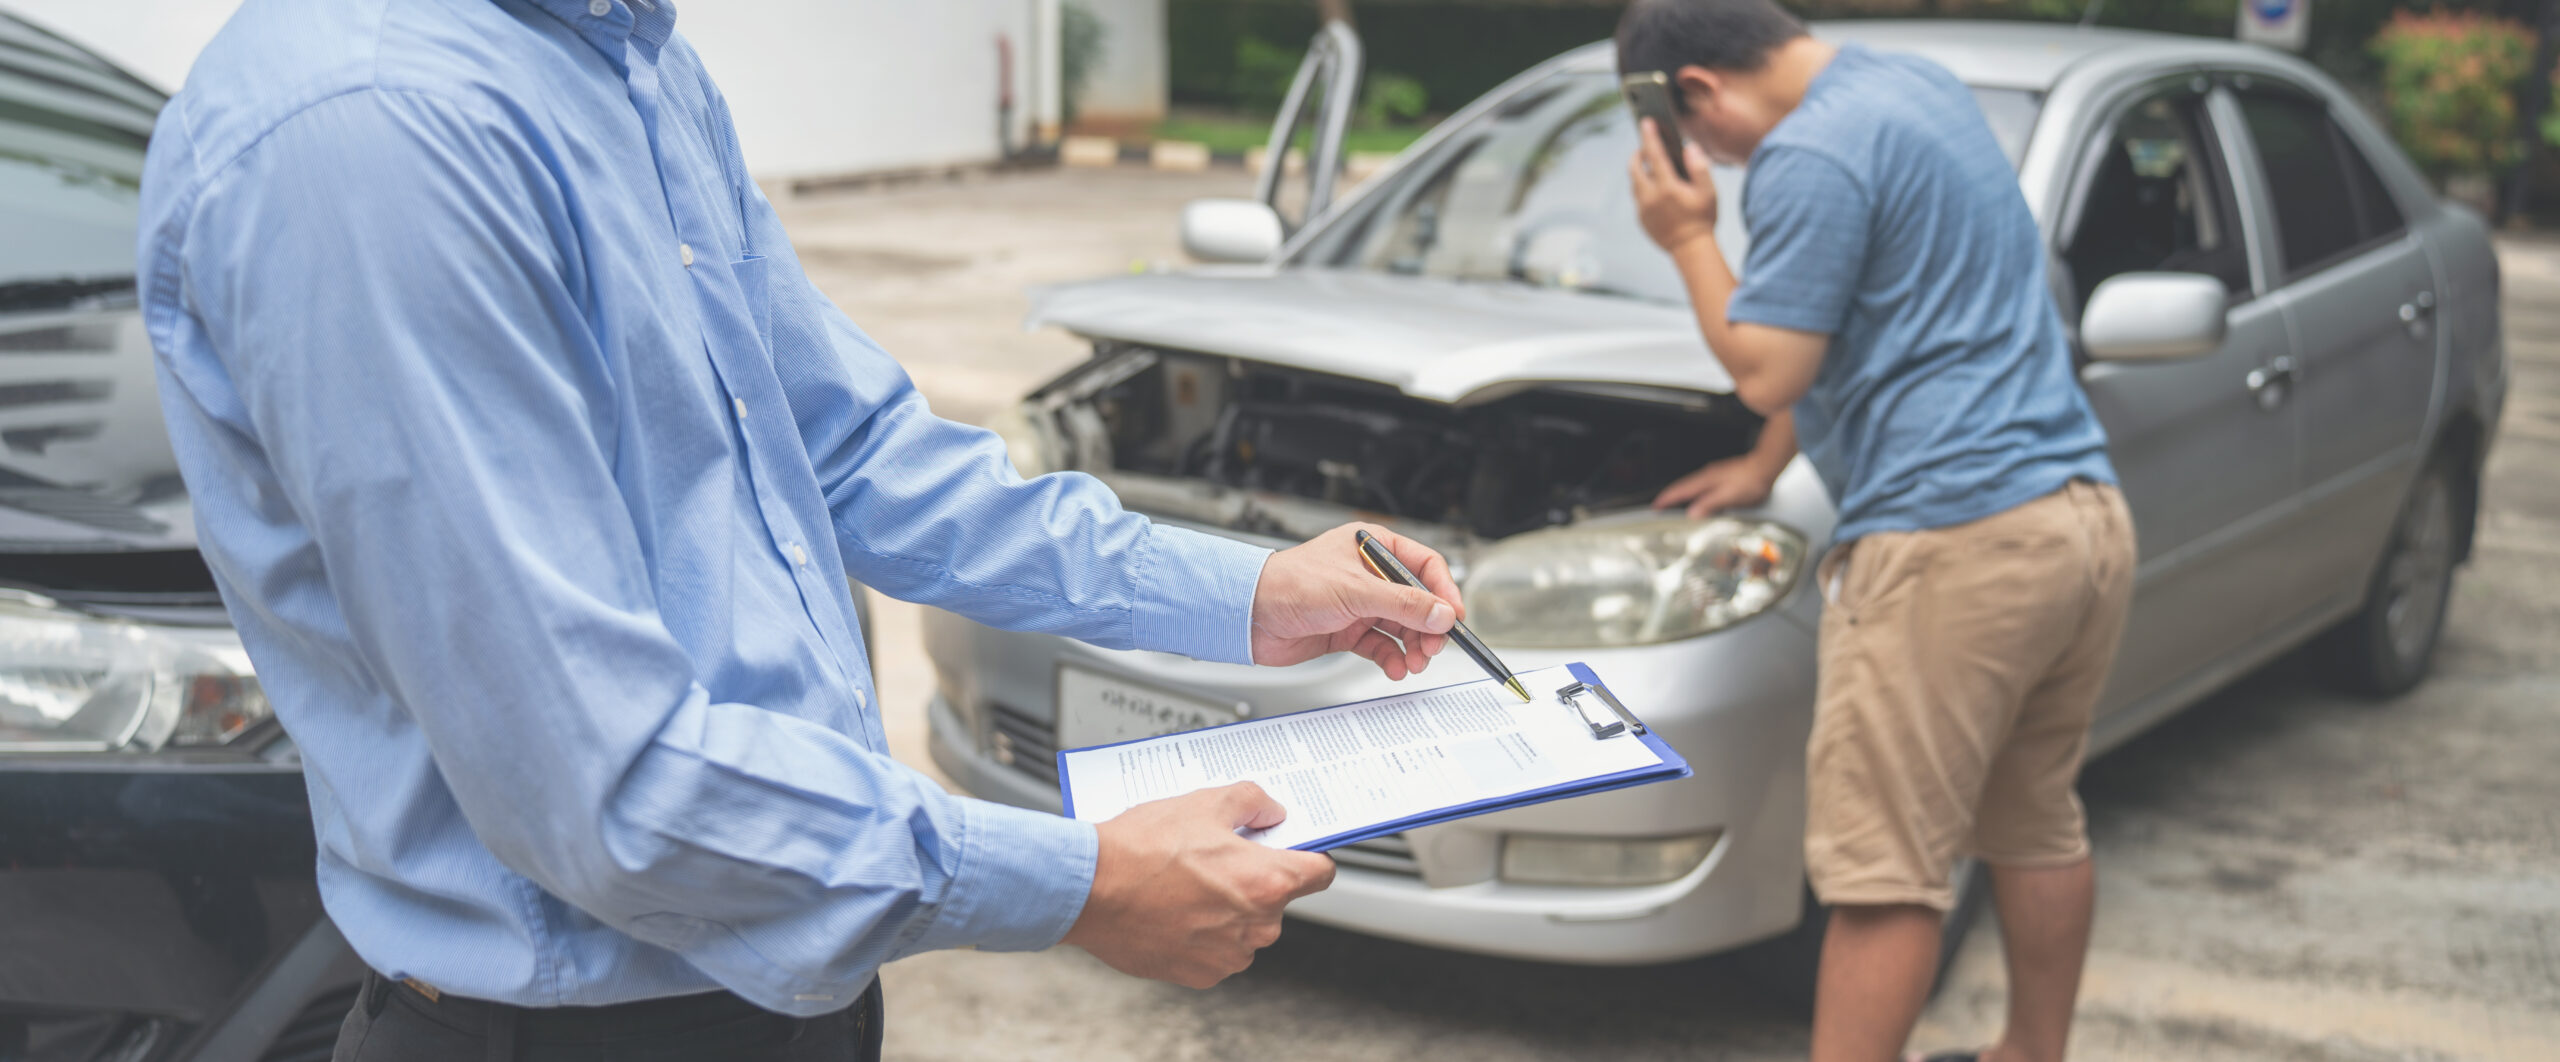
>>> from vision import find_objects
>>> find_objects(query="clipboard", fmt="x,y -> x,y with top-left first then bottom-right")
1055,662 -> 1692,853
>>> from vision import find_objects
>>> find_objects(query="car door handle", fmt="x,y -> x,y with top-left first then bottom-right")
2246,355 -> 2295,411
2399,290 -> 2436,324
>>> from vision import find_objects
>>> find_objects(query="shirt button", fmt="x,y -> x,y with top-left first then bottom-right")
733,397 -> 747,419
854,689 -> 869,711
791,543 -> 810,568
679,243 -> 695,267
587,0 -> 610,15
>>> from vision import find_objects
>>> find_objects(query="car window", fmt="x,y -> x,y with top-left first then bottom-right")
2337,121 -> 2406,242
2063,88 -> 2250,310
1307,71 -> 2041,304
2235,89 -> 2401,281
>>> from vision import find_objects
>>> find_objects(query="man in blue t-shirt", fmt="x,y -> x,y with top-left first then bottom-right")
1619,3 -> 2137,1061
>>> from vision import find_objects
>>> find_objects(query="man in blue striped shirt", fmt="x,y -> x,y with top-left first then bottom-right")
137,1 -> 1464,1057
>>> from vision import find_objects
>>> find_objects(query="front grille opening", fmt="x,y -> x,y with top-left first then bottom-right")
1330,833 -> 1421,877
986,701 -> 1058,787
0,549 -> 218,596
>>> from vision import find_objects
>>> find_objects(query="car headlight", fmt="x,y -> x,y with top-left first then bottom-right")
0,590 -> 270,753
1463,516 -> 1807,648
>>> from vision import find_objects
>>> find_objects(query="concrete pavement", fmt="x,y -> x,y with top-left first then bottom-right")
770,167 -> 2560,1061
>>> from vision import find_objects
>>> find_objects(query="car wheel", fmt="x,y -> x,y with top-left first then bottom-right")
1730,858 -> 1989,1019
2321,453 -> 2463,698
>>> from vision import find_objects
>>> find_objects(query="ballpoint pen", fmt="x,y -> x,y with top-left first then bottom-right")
1353,528 -> 1530,702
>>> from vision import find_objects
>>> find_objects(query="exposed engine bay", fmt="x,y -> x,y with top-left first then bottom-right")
1021,345 -> 1764,541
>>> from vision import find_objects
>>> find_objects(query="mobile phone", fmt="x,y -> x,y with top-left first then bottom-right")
1621,71 -> 1690,181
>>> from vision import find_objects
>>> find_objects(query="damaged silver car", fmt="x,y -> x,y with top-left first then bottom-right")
924,19 -> 2504,993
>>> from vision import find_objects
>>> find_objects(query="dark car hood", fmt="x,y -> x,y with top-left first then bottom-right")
0,296 -> 194,553
1025,268 -> 1735,405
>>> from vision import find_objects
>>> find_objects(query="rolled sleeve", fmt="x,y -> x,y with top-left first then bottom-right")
1728,146 -> 1872,337
900,800 -> 1100,957
1131,524 -> 1270,665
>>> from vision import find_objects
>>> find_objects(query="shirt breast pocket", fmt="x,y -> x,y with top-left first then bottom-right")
731,253 -> 773,342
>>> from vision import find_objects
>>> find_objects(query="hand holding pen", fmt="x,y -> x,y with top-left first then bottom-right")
1354,528 -> 1528,701
1248,523 -> 1464,680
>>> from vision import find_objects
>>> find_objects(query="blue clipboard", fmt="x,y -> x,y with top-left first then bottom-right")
1056,662 -> 1692,853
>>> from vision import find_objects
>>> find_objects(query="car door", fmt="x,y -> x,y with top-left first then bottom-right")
2229,85 -> 2440,622
2061,77 -> 2301,714
1253,19 -> 1363,230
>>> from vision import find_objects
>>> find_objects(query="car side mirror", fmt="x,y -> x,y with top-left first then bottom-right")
2080,272 -> 2229,362
1179,198 -> 1285,264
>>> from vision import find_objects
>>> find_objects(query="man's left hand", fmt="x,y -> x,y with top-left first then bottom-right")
1629,118 -> 1720,255
1252,523 -> 1461,680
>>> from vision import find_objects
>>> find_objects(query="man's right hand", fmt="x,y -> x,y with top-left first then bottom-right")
1653,453 -> 1784,519
1061,782 -> 1335,988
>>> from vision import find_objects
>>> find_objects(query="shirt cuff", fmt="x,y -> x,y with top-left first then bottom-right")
906,799 -> 1098,955
1131,523 -> 1270,665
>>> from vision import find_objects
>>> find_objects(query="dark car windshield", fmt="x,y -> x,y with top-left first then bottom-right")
1304,69 -> 2040,305
0,23 -> 196,561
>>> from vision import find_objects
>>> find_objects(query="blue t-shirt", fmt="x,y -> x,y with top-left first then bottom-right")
1727,43 -> 2115,542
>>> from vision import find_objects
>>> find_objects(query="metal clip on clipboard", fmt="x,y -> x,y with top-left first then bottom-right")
1555,681 -> 1646,739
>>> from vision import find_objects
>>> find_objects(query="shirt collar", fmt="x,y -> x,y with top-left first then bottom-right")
519,0 -> 676,67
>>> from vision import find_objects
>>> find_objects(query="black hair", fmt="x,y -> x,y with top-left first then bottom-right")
1615,0 -> 1809,80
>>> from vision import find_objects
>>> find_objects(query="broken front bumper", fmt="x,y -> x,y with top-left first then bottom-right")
922,599 -> 1824,965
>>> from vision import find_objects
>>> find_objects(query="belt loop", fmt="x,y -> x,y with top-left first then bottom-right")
364,972 -> 392,1018
486,1003 -> 518,1062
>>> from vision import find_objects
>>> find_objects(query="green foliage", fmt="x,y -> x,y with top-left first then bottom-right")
1360,72 -> 1429,129
1234,34 -> 1304,114
2369,11 -> 2535,177
1153,114 -> 1431,157
1232,34 -> 1430,130
1062,1 -> 1108,125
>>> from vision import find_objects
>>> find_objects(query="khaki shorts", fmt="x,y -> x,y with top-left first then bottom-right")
1805,480 -> 2136,912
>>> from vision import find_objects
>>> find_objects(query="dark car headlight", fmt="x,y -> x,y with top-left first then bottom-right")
0,589 -> 270,753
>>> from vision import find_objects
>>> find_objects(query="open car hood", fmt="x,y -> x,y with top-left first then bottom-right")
1025,269 -> 1733,405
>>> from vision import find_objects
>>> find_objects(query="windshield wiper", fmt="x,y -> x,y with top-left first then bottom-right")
0,275 -> 137,315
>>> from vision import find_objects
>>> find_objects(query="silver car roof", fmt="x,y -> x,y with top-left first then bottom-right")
1561,19 -> 2276,92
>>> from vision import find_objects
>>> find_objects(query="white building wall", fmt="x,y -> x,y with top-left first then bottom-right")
1074,0 -> 1166,126
4,0 -> 1047,180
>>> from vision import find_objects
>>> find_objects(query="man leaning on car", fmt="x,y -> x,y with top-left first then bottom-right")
134,1 -> 1471,1059
1619,2 -> 2137,1061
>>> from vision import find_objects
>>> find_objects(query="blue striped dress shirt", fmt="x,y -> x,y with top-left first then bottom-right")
136,0 -> 1266,1014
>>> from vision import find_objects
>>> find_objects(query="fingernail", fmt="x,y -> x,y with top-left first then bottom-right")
1427,602 -> 1455,632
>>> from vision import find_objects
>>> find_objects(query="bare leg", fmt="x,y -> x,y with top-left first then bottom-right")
1980,858 -> 2095,1062
1810,903 -> 1942,1062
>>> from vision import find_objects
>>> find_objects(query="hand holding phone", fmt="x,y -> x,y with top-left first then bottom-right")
1621,71 -> 1689,181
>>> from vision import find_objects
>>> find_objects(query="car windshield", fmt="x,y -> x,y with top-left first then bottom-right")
1306,69 -> 2040,305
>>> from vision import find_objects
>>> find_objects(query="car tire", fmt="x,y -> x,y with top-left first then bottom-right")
2319,452 -> 2464,698
1730,858 -> 1989,1019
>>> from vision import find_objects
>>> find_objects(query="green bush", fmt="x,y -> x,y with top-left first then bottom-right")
2370,11 -> 2535,178
1062,1 -> 1108,125
1234,34 -> 1303,114
1361,72 -> 1429,128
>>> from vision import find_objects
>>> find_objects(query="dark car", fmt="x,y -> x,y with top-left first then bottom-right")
0,13 -> 364,1062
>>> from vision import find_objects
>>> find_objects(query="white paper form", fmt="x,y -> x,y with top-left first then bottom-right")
1058,666 -> 1666,850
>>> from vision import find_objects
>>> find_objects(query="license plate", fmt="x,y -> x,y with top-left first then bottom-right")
1055,665 -> 1244,752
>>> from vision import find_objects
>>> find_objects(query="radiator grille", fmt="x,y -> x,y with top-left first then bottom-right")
257,986 -> 357,1062
986,701 -> 1058,787
1329,833 -> 1420,877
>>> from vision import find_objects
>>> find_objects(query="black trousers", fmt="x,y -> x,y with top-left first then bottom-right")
332,972 -> 883,1062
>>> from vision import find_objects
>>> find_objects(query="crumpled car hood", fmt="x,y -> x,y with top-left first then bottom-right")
1025,269 -> 1733,405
